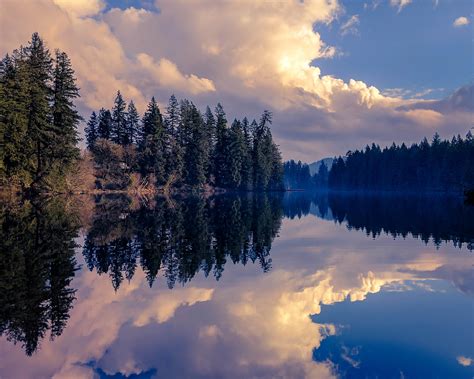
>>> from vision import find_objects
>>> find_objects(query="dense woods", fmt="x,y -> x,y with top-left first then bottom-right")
0,33 -> 80,193
0,33 -> 283,194
85,93 -> 284,192
328,133 -> 474,193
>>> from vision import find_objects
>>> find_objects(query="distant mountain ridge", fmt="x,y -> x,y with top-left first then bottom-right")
309,158 -> 334,176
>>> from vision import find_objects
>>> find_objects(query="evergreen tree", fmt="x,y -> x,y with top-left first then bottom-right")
85,111 -> 98,150
240,117 -> 253,190
164,94 -> 183,185
111,90 -> 127,145
182,103 -> 208,187
213,103 -> 228,187
0,50 -> 31,185
126,100 -> 139,145
97,108 -> 112,140
25,33 -> 54,189
139,97 -> 166,184
51,50 -> 81,175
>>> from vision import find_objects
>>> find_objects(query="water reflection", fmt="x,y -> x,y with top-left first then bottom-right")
0,192 -> 473,378
83,194 -> 282,290
0,198 -> 79,356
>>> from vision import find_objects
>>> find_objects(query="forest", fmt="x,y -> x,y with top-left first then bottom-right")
84,93 -> 283,192
0,33 -> 283,194
328,133 -> 474,193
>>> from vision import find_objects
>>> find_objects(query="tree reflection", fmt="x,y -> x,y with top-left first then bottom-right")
283,192 -> 474,251
82,194 -> 283,289
0,198 -> 79,355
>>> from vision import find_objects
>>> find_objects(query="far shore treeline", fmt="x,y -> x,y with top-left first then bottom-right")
285,133 -> 474,194
0,33 -> 473,197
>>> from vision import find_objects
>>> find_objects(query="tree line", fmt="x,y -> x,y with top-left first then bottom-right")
283,160 -> 328,190
328,133 -> 474,193
85,92 -> 284,191
0,33 -> 283,194
0,33 -> 80,192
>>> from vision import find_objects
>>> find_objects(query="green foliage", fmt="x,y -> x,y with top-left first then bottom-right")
0,33 -> 80,191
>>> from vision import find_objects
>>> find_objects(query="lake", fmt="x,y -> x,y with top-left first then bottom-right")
1,193 -> 473,378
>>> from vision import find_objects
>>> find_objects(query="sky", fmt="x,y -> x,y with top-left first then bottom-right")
0,0 -> 473,161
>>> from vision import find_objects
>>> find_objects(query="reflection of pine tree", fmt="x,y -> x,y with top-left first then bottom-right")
0,198 -> 79,355
82,194 -> 284,290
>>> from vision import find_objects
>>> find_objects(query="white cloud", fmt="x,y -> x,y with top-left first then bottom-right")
390,0 -> 412,13
52,0 -> 105,17
457,356 -> 472,366
453,16 -> 469,27
137,53 -> 216,95
340,15 -> 360,36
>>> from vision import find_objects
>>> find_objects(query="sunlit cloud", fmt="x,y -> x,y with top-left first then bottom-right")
457,356 -> 473,366
390,0 -> 412,13
453,16 -> 470,27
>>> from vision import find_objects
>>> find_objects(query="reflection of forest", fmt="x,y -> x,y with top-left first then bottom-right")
83,194 -> 283,290
1,192 -> 472,356
283,192 -> 474,251
0,198 -> 79,356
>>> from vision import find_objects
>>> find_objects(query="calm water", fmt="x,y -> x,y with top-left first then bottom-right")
1,193 -> 473,378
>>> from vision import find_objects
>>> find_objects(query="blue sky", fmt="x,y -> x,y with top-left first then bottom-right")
316,0 -> 473,98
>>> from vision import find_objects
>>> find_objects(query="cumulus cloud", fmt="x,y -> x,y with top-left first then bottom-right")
137,53 -> 216,94
52,0 -> 105,17
453,16 -> 470,27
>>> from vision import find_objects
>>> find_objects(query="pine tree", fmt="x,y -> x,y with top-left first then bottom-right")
253,111 -> 272,190
226,119 -> 245,188
97,108 -> 112,140
85,111 -> 98,150
213,103 -> 228,187
164,94 -> 183,185
183,103 -> 208,187
204,106 -> 216,183
126,100 -> 139,145
111,90 -> 127,145
240,117 -> 253,190
0,50 -> 31,185
26,33 -> 54,189
139,97 -> 166,184
51,49 -> 80,176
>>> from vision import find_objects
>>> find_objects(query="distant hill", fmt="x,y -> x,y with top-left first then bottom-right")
309,158 -> 334,176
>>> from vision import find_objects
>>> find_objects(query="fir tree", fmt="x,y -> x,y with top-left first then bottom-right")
126,100 -> 139,145
139,97 -> 166,184
97,108 -> 112,140
85,111 -> 98,150
213,103 -> 228,187
51,49 -> 81,175
111,90 -> 127,145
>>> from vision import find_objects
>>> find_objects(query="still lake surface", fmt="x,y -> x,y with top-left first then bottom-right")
0,193 -> 473,378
